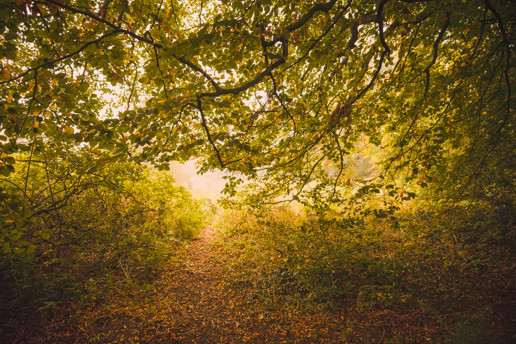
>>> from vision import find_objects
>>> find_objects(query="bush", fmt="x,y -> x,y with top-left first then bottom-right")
0,145 -> 209,325
215,200 -> 514,342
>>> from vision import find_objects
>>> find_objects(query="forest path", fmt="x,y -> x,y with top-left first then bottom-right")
30,226 -> 348,343
152,225 -> 344,343
161,225 -> 269,343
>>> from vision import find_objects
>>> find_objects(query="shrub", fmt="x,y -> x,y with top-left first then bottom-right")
0,145 -> 208,324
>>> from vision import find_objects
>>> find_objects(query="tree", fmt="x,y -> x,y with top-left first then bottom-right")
1,0 -> 514,206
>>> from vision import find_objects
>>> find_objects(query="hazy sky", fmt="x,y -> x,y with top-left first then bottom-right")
170,161 -> 229,201
169,153 -> 374,202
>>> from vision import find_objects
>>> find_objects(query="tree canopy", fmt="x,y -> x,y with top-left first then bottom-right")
1,2 -> 515,341
1,0 -> 514,206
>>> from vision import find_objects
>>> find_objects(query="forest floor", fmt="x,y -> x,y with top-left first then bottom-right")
139,225 -> 353,343
11,226 -> 352,343
4,224 -> 514,343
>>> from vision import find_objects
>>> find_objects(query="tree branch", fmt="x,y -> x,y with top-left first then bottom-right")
376,0 -> 391,54
196,97 -> 241,168
350,50 -> 388,105
423,12 -> 450,96
1,30 -> 120,84
286,5 -> 349,70
200,58 -> 285,98
263,0 -> 338,48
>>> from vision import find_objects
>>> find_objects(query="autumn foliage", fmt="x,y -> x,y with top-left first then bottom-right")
0,0 -> 515,342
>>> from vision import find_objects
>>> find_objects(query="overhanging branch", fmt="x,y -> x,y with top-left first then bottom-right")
1,30 -> 120,84
423,12 -> 450,96
376,0 -> 391,54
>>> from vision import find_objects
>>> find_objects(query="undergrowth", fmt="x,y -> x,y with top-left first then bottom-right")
213,201 -> 515,343
0,155 -> 211,340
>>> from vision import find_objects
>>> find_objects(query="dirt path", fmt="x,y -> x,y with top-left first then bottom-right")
162,225 -> 268,343
148,225 -> 344,343
22,226 -> 348,343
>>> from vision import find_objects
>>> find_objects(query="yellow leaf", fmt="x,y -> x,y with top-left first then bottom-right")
1,68 -> 11,79
27,79 -> 35,91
